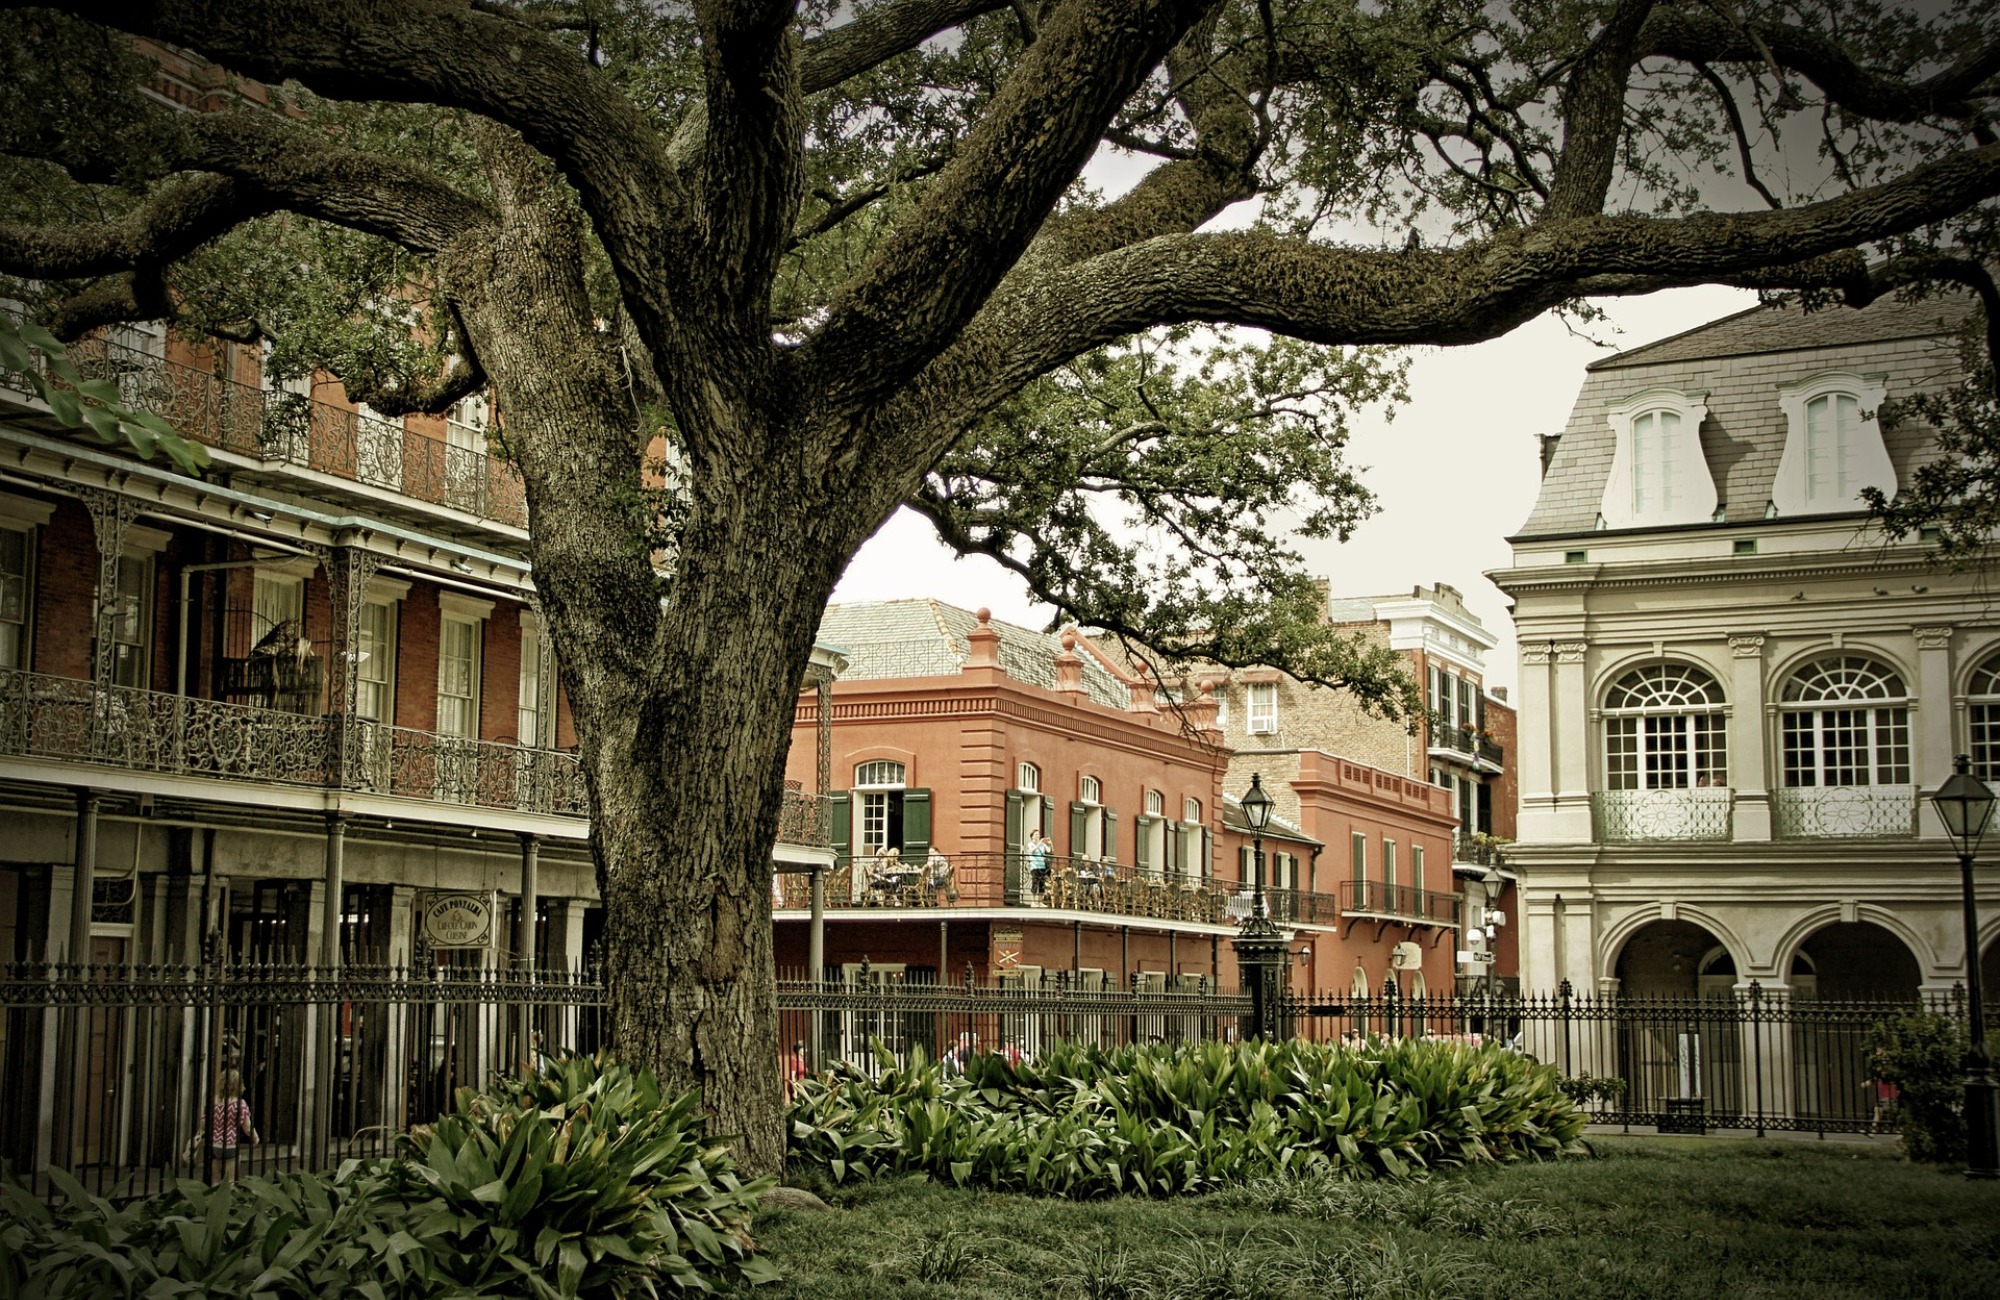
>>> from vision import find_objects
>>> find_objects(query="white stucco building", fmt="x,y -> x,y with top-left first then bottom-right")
1495,289 -> 2000,1009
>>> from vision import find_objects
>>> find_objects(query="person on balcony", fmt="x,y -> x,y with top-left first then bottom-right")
926,846 -> 956,904
1026,828 -> 1052,899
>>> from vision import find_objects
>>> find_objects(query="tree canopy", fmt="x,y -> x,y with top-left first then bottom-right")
1,0 -> 1997,1168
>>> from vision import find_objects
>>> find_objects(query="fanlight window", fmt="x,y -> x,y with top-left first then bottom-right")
1970,651 -> 2000,782
1080,775 -> 1102,804
1779,656 -> 1910,787
1603,664 -> 1728,791
854,760 -> 906,788
1017,762 -> 1040,792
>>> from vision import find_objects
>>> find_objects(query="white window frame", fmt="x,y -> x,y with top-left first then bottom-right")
1077,776 -> 1104,859
1779,655 -> 1910,788
356,598 -> 397,723
1971,650 -> 2000,783
0,495 -> 50,674
1603,663 -> 1729,791
0,521 -> 31,672
516,608 -> 548,746
1017,762 -> 1040,793
1772,372 -> 1893,518
1597,388 -> 1715,529
434,593 -> 492,742
1246,682 -> 1278,734
854,760 -> 908,857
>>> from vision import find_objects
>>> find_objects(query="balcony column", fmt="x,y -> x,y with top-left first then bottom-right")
1727,634 -> 1770,840
66,789 -> 102,965
814,667 -> 834,796
319,814 -> 347,968
516,833 -> 540,969
77,487 -> 138,697
310,545 -> 386,789
1913,626 -> 1955,800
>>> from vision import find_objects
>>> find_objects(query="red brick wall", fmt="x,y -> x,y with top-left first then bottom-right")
481,607 -> 522,744
395,584 -> 439,732
32,501 -> 96,681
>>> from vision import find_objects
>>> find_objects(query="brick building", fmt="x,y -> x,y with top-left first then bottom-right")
1129,582 -> 1522,993
778,599 -> 1471,1031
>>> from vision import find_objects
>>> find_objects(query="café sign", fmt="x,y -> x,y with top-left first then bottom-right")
420,891 -> 495,949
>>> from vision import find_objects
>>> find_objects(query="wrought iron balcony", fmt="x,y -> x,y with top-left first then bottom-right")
1451,831 -> 1510,867
1771,785 -> 1916,839
772,851 -> 1254,926
0,667 -> 584,817
1592,788 -> 1734,842
1428,725 -> 1504,769
1342,877 -> 1461,926
0,315 -> 527,529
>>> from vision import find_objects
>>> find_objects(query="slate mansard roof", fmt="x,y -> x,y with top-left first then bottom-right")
818,599 -> 1132,711
1517,289 -> 1976,539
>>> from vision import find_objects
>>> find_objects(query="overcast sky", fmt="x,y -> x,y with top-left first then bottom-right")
832,281 -> 1758,693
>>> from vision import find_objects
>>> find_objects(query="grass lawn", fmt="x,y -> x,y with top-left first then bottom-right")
743,1138 -> 2000,1299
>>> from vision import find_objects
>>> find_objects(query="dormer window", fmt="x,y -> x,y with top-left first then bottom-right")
1771,372 -> 1892,517
1598,389 -> 1715,529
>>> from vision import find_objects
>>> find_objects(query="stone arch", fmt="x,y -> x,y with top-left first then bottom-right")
1598,903 -> 1750,988
1607,916 -> 1744,999
1769,906 -> 1935,995
1780,914 -> 1924,1000
1592,647 -> 1733,706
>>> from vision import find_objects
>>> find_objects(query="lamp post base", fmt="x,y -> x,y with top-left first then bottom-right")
1234,914 -> 1288,1042
1965,1058 -> 1999,1180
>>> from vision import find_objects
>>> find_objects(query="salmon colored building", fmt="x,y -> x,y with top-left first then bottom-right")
779,600 -> 1472,1026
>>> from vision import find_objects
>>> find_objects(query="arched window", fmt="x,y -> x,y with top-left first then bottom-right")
854,760 -> 906,789
1603,664 -> 1727,790
1144,790 -> 1163,816
1804,393 -> 1862,506
1079,775 -> 1101,805
1630,408 -> 1684,516
1017,762 -> 1040,793
1970,651 -> 2000,781
1780,656 -> 1910,787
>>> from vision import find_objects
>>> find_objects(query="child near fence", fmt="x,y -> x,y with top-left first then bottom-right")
208,1067 -> 259,1182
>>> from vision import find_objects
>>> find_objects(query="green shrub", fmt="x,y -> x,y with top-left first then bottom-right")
1864,1013 -> 1997,1165
0,1054 -> 776,1298
786,1037 -> 1585,1197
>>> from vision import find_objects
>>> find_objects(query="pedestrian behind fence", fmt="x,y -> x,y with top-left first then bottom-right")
208,1067 -> 258,1182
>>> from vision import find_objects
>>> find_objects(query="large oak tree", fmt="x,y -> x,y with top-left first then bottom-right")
2,0 -> 1997,1170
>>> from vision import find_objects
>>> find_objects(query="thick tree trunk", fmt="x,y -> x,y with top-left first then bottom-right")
439,137 -> 860,1173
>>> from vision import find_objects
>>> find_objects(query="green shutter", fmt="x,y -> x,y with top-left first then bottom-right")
829,791 -> 851,868
1238,845 -> 1252,887
1202,828 -> 1213,882
1103,809 -> 1117,861
1070,801 -> 1089,855
1005,790 -> 1026,904
1135,815 -> 1156,870
1042,795 -> 1055,837
901,789 -> 932,856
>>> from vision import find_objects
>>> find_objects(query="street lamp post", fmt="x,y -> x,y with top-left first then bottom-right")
1930,754 -> 1997,1181
1234,774 -> 1286,1041
1479,865 -> 1505,999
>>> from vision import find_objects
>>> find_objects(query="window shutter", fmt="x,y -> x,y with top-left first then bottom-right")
1042,795 -> 1055,835
1238,845 -> 1252,886
1135,815 -> 1156,870
1102,809 -> 1117,861
1202,828 -> 1212,881
901,789 -> 932,856
1005,790 -> 1027,904
1070,801 -> 1089,856
829,791 -> 851,868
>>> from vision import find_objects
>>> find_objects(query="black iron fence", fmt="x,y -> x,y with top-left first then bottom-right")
0,959 -> 607,1198
2,964 -> 1974,1195
1288,981 -> 1970,1137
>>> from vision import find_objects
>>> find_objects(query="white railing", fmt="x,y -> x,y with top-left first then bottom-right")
1592,788 -> 1735,842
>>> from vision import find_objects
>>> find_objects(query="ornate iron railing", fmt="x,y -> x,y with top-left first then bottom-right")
1771,785 -> 1916,839
0,667 -> 584,818
1592,787 -> 1735,842
1342,877 -> 1461,925
773,851 -> 1247,925
0,310 -> 528,528
1451,831 -> 1510,867
777,790 -> 830,848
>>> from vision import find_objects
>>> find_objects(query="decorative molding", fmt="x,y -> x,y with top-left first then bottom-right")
438,591 -> 496,622
1521,644 -> 1553,667
121,523 -> 172,556
1728,634 -> 1766,659
1914,626 -> 1953,651
0,490 -> 55,528
1554,641 -> 1587,665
